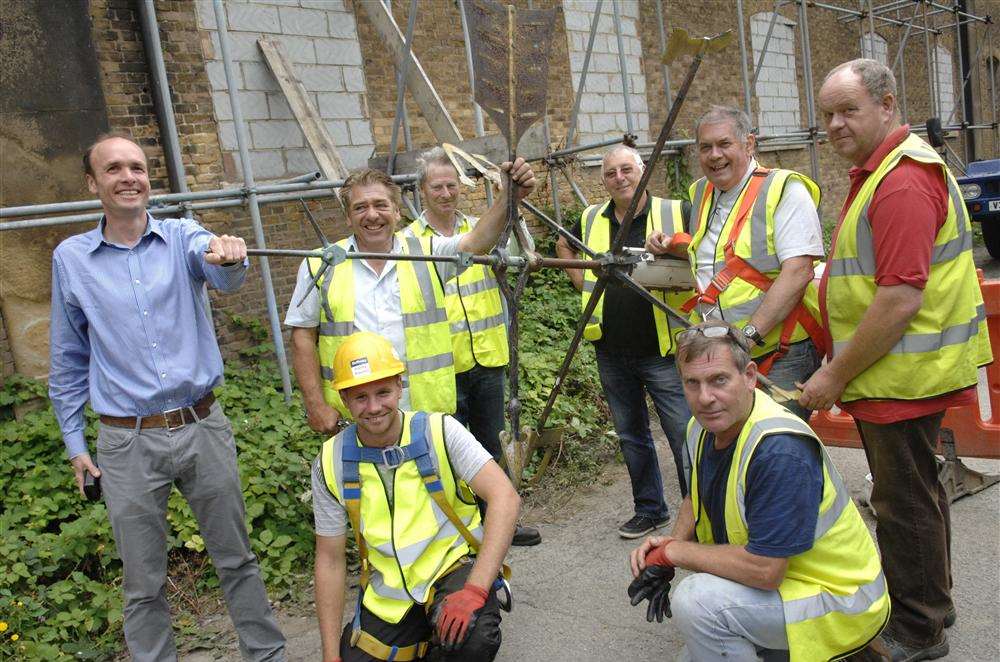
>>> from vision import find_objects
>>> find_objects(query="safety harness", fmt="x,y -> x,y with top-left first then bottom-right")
340,412 -> 509,661
681,168 -> 824,374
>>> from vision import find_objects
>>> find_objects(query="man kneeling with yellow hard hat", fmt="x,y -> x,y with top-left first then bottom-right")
311,331 -> 520,662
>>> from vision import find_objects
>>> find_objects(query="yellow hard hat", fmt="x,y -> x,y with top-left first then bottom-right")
332,331 -> 405,391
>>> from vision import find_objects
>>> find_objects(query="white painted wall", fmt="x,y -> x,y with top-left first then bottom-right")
933,44 -> 956,123
197,0 -> 375,181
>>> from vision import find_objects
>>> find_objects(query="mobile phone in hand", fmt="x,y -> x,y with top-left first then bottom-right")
83,466 -> 101,501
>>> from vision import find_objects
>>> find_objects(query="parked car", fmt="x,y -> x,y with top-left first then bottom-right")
958,158 -> 1000,259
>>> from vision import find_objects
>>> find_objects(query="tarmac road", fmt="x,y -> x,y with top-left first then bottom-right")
186,434 -> 999,661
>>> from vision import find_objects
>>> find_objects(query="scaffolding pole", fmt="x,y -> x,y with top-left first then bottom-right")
735,0 -> 753,118
798,0 -> 822,188
212,0 -> 292,402
897,6 -> 911,123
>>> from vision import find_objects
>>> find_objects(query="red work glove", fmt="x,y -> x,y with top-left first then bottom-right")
666,232 -> 693,253
435,583 -> 489,651
644,540 -> 675,568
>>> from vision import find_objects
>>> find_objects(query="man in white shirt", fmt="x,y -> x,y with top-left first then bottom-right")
286,162 -> 535,436
648,106 -> 825,419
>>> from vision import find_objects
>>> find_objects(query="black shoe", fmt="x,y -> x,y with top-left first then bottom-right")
617,514 -> 670,539
943,606 -> 956,628
511,525 -> 541,546
876,633 -> 949,662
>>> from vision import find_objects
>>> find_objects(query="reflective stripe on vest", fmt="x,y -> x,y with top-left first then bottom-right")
312,234 -> 457,417
404,214 -> 509,373
320,411 -> 482,624
686,170 -> 822,359
824,133 -> 993,402
685,392 -> 889,660
580,196 -> 692,356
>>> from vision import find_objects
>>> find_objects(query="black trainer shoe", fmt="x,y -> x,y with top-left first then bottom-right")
617,514 -> 670,539
876,633 -> 949,662
511,525 -> 541,547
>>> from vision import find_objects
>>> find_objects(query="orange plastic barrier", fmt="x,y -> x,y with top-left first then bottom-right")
811,274 -> 1000,459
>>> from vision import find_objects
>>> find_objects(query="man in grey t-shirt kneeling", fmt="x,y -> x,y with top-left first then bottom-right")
311,331 -> 520,662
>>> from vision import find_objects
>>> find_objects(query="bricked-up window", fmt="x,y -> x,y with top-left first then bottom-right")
987,57 -> 1000,112
933,44 -> 956,123
750,12 -> 801,135
860,33 -> 888,65
562,0 -> 650,146
196,0 -> 376,181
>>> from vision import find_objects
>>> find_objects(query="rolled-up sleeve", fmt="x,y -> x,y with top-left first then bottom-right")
48,254 -> 93,459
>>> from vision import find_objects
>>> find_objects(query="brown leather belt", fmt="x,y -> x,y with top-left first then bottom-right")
99,392 -> 216,430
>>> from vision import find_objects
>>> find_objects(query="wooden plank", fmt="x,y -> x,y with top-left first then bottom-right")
355,1 -> 463,144
257,38 -> 350,184
367,125 -> 548,173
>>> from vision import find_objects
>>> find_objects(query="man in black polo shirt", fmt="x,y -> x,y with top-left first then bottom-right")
556,145 -> 693,538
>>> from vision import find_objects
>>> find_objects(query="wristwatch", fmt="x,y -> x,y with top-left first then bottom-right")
742,324 -> 765,347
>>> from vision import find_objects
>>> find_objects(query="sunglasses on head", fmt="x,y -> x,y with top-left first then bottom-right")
677,324 -> 749,350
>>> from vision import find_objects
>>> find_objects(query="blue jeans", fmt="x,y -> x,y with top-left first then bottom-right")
595,348 -> 692,519
761,340 -> 822,421
454,364 -> 505,463
673,573 -> 788,661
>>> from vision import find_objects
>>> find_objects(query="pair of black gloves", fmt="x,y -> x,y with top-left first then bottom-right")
627,544 -> 675,623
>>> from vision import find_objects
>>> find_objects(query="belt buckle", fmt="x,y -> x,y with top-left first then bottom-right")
381,446 -> 405,468
162,407 -> 186,431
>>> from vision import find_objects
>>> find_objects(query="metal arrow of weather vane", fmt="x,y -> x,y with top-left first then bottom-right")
247,21 -> 800,488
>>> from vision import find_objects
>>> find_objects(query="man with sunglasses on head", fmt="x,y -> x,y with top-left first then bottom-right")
628,321 -> 888,661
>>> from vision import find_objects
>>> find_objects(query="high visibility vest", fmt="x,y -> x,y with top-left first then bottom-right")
825,133 -> 993,402
686,169 -> 823,362
310,234 -> 456,418
580,196 -> 691,356
686,391 -> 890,661
405,214 -> 509,373
320,411 -> 482,624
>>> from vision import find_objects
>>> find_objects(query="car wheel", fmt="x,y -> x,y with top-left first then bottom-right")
983,221 -> 1000,260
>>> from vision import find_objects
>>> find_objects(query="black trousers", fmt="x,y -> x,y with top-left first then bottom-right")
341,561 -> 502,662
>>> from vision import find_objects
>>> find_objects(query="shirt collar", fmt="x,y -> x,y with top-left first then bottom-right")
415,210 -> 466,236
87,211 -> 162,253
851,124 -> 910,178
347,234 -> 401,253
716,158 -> 758,198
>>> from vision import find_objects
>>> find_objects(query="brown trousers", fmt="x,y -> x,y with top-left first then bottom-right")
856,411 -> 952,647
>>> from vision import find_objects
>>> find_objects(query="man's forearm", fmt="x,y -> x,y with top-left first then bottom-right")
668,541 -> 787,591
466,492 -> 519,591
315,538 -> 347,661
748,256 -> 814,337
555,237 -> 584,291
291,327 -> 327,410
460,187 -> 510,255
669,496 -> 696,541
825,283 -> 923,385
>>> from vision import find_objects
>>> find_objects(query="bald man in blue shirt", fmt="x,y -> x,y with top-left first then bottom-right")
48,133 -> 285,662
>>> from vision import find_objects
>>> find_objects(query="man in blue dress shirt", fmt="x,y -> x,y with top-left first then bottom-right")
48,133 -> 286,661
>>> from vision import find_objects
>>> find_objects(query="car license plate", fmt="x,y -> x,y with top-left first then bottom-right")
990,200 -> 1000,212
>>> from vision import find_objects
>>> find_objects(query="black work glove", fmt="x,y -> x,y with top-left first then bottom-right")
627,565 -> 675,623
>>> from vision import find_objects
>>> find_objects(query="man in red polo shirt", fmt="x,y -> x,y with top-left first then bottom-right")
802,59 -> 992,660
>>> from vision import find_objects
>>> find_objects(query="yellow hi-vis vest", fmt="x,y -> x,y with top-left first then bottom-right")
405,214 -> 509,373
825,133 -> 993,402
310,234 -> 457,418
687,170 -> 822,358
581,196 -> 691,356
686,391 -> 890,661
320,411 -> 482,623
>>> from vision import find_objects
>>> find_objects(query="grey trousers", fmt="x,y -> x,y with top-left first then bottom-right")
672,573 -> 789,662
97,402 -> 285,661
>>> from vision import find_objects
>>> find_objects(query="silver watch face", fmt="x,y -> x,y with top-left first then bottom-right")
743,325 -> 757,337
